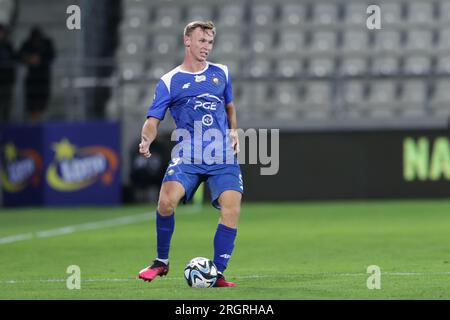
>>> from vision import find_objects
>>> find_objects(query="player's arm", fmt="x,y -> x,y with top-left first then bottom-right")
141,78 -> 171,158
226,102 -> 240,154
139,117 -> 160,158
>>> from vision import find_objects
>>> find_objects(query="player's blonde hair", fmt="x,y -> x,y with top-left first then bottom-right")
184,20 -> 216,37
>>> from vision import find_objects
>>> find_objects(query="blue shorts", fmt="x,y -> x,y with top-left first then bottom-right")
162,158 -> 244,210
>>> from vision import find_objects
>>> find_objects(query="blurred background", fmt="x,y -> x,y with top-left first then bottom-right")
1,0 -> 450,207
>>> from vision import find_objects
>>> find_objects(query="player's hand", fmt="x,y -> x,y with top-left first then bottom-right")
230,129 -> 240,154
139,137 -> 151,158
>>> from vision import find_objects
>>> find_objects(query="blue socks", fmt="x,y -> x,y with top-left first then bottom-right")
213,224 -> 237,273
156,214 -> 237,273
156,211 -> 174,260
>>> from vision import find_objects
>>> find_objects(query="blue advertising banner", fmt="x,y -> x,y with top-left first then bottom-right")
0,124 -> 45,206
1,122 -> 121,206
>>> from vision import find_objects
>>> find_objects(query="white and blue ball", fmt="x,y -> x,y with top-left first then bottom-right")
183,257 -> 218,288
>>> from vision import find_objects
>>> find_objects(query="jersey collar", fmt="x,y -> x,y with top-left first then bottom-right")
178,62 -> 209,75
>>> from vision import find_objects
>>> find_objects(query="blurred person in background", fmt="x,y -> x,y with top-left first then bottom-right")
19,26 -> 55,122
0,24 -> 16,123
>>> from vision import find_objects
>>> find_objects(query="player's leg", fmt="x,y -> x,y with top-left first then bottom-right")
213,190 -> 241,287
155,181 -> 186,262
207,167 -> 243,287
217,190 -> 242,228
139,160 -> 203,282
139,181 -> 185,282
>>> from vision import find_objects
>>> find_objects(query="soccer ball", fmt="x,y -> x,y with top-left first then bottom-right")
184,257 -> 218,288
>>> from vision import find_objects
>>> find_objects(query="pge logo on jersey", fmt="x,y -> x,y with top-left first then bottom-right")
46,138 -> 118,192
193,93 -> 222,111
0,142 -> 43,193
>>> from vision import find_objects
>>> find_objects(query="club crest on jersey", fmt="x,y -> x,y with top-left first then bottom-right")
212,77 -> 219,85
202,114 -> 214,126
195,75 -> 206,82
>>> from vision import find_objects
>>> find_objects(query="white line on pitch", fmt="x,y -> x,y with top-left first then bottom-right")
1,272 -> 450,284
0,207 -> 201,245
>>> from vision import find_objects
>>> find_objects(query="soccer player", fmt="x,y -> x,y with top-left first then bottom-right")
138,21 -> 243,287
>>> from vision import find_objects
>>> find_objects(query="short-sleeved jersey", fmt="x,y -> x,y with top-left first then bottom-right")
147,62 -> 236,165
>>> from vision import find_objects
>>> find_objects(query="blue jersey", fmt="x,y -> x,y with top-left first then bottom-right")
147,62 -> 235,165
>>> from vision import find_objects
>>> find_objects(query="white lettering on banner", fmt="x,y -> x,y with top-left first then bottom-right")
60,156 -> 106,182
7,159 -> 35,183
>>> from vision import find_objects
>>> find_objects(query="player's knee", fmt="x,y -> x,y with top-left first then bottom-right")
221,205 -> 240,219
220,206 -> 240,228
157,196 -> 177,216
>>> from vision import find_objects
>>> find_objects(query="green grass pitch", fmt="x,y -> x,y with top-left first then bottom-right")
1,200 -> 449,299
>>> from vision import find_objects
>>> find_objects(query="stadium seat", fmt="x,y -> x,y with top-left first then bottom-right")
309,31 -> 337,55
216,3 -> 246,29
366,80 -> 399,117
301,81 -> 331,118
437,29 -> 450,53
430,79 -> 450,116
341,80 -> 366,117
344,2 -> 367,26
185,5 -> 214,22
275,59 -> 303,78
246,58 -> 272,78
124,6 -> 150,29
404,29 -> 434,54
215,58 -> 240,79
403,55 -> 432,75
250,3 -> 276,27
373,30 -> 402,54
120,34 -> 148,58
279,2 -> 307,26
273,82 -> 300,118
150,33 -> 179,57
239,82 -> 272,115
340,30 -> 370,55
147,60 -> 177,80
438,0 -> 450,22
435,55 -> 450,74
250,32 -> 274,55
398,80 -> 428,117
380,1 -> 403,26
406,1 -> 434,25
308,57 -> 335,77
311,2 -> 339,26
371,56 -> 400,75
339,56 -> 368,76
152,5 -> 182,29
213,33 -> 243,57
120,61 -> 145,80
230,84 -> 249,118
278,31 -> 305,55
121,84 -> 144,108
